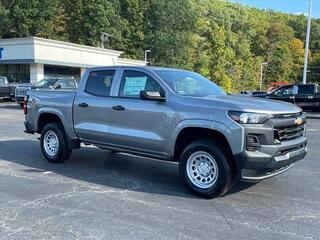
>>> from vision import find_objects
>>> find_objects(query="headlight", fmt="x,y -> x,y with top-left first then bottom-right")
228,111 -> 272,124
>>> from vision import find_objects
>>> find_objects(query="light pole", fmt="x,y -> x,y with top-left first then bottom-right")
100,32 -> 113,48
260,62 -> 268,91
303,0 -> 312,84
144,49 -> 151,65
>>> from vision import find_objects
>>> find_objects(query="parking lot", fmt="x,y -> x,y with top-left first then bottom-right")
0,101 -> 319,240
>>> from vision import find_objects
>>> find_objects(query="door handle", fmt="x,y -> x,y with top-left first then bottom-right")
112,105 -> 125,111
78,102 -> 89,108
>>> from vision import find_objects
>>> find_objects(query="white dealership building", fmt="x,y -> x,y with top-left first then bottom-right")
0,37 -> 146,83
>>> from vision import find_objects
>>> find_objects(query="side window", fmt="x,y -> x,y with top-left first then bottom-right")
85,70 -> 115,97
297,85 -> 314,94
274,86 -> 293,96
119,70 -> 161,98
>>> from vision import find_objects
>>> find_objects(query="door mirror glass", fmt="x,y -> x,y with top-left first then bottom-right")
140,90 -> 165,101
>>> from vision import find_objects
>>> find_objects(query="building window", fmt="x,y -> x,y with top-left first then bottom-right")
44,65 -> 80,80
0,64 -> 30,83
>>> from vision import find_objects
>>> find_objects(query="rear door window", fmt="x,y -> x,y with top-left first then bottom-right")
85,70 -> 115,97
297,85 -> 314,94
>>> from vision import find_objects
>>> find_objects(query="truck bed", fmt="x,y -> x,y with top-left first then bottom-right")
26,89 -> 77,140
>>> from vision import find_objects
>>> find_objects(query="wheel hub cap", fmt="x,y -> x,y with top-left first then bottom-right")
186,151 -> 219,189
198,161 -> 211,177
43,130 -> 59,156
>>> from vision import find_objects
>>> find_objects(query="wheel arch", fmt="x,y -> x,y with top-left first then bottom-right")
171,121 -> 240,174
37,110 -> 65,134
36,110 -> 80,149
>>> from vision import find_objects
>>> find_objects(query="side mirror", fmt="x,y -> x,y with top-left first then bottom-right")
53,83 -> 62,89
140,90 -> 165,101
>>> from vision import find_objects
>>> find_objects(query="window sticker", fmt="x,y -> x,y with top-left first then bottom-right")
123,77 -> 147,96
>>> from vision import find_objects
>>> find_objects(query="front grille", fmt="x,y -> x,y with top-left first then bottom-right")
273,112 -> 302,119
274,124 -> 305,141
15,87 -> 29,97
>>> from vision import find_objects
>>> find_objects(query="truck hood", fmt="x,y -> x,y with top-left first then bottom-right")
201,95 -> 301,114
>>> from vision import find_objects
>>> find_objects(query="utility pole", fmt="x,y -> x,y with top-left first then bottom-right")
260,62 -> 268,91
303,0 -> 312,84
144,50 -> 151,65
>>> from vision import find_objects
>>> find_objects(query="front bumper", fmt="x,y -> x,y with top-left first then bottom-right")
235,136 -> 308,182
235,112 -> 308,182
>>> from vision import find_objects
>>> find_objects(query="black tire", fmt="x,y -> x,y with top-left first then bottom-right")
40,122 -> 72,163
179,139 -> 234,199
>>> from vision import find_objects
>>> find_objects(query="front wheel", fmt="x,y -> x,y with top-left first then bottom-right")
179,139 -> 234,199
40,122 -> 72,163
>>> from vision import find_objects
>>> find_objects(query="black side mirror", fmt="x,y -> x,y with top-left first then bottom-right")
140,90 -> 165,101
53,83 -> 62,89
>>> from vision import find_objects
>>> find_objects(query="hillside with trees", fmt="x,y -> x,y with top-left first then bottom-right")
0,0 -> 319,92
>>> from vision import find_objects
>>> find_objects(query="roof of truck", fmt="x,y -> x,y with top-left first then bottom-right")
87,65 -> 189,72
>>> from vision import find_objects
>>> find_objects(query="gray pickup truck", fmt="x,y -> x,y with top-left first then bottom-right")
24,66 -> 308,198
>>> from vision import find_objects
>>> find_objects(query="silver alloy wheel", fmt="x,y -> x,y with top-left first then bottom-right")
186,151 -> 219,189
43,130 -> 59,156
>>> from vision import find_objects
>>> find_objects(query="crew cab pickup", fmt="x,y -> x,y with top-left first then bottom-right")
0,76 -> 15,100
254,83 -> 320,112
24,66 -> 308,198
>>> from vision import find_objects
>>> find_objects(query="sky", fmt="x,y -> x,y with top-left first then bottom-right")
228,0 -> 320,18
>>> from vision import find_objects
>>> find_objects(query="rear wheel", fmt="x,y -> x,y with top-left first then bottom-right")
40,122 -> 72,163
179,139 -> 234,199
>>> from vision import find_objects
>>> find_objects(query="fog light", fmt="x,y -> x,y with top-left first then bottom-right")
247,135 -> 260,151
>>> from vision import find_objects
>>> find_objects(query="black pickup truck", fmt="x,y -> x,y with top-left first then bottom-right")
0,76 -> 15,100
254,83 -> 320,112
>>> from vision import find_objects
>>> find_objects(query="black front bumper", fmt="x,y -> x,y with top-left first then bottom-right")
235,136 -> 308,182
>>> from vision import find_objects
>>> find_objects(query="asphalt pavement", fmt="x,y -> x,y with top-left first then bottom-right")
0,101 -> 319,240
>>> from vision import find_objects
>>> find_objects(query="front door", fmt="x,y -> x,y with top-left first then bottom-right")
108,69 -> 167,155
267,85 -> 295,104
73,69 -> 116,143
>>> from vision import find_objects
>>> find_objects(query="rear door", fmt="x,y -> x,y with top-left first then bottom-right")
267,85 -> 295,104
108,69 -> 167,155
294,84 -> 315,111
73,69 -> 116,143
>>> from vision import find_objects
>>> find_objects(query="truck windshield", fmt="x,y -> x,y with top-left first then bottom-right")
35,79 -> 58,88
155,69 -> 225,97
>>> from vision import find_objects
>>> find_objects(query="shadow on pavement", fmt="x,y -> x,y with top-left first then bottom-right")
0,101 -> 20,110
0,139 -> 256,199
